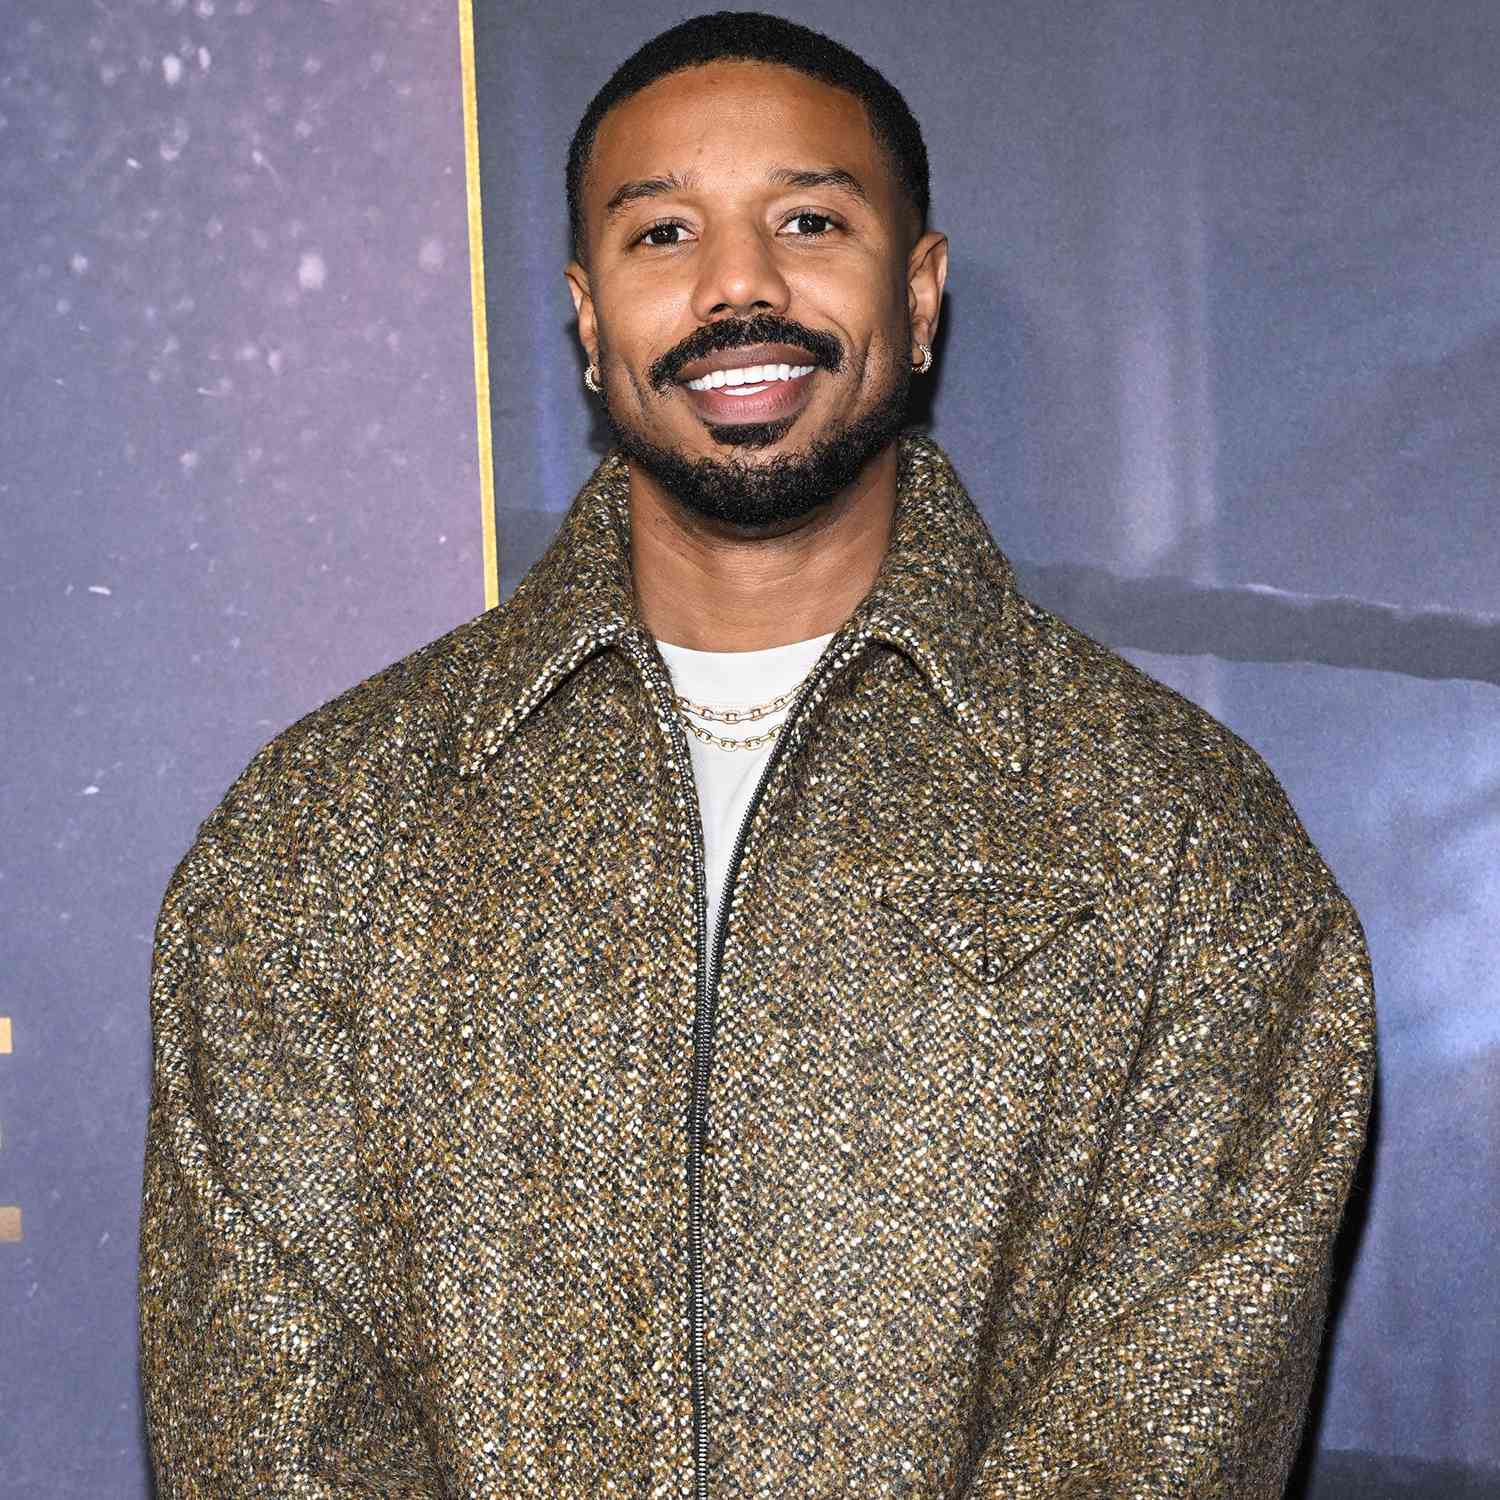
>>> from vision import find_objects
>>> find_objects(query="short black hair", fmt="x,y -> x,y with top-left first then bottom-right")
565,11 -> 930,262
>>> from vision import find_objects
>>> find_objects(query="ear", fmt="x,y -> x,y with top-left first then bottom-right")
564,260 -> 598,367
906,230 -> 949,352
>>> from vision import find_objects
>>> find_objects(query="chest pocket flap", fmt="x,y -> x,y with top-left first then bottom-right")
872,865 -> 1099,988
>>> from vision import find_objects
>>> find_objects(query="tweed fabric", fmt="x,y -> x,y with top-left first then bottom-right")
139,434 -> 1376,1499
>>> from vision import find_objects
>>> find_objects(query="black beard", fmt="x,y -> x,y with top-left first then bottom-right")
601,357 -> 913,531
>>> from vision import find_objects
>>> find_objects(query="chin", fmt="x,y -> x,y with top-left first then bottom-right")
702,414 -> 801,450
605,380 -> 912,533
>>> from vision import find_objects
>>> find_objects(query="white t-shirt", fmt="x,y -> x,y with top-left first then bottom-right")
655,630 -> 837,943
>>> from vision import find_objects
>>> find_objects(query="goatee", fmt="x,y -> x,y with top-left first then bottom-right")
601,362 -> 913,531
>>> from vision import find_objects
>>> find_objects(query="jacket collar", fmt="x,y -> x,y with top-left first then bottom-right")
450,432 -> 1030,779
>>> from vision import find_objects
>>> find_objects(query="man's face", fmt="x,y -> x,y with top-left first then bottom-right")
566,60 -> 946,531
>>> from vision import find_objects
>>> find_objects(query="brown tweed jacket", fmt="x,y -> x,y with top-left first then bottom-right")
140,434 -> 1376,1499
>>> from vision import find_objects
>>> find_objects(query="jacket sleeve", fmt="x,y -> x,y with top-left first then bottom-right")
964,799 -> 1377,1500
138,824 -> 441,1499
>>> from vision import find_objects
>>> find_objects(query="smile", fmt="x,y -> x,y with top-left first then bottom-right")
684,363 -> 816,394
672,340 -> 826,430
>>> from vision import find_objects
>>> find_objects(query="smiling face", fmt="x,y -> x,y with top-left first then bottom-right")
565,60 -> 947,532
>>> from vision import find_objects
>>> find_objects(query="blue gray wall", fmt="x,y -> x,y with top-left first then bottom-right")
2,2 -> 1496,1495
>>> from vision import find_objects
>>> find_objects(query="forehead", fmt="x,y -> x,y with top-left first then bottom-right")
588,59 -> 892,205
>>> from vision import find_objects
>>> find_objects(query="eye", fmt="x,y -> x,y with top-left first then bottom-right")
782,211 -> 837,237
635,220 -> 691,248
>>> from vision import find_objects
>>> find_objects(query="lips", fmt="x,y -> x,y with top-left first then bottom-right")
674,341 -> 821,383
683,360 -> 815,394
674,341 -> 822,428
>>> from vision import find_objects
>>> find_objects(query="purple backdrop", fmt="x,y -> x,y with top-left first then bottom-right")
1,2 -> 477,1493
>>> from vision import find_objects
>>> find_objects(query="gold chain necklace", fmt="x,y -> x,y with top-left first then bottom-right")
680,716 -> 783,752
673,683 -> 802,723
673,669 -> 815,752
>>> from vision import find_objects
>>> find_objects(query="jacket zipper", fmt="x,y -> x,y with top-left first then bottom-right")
635,632 -> 849,1500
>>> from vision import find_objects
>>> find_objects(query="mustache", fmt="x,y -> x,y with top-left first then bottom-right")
647,314 -> 845,392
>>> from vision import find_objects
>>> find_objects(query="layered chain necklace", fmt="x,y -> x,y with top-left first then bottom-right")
674,670 -> 815,752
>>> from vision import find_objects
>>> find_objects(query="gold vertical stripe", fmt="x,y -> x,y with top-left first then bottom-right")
459,0 -> 500,609
0,1017 -> 10,1053
0,1207 -> 20,1242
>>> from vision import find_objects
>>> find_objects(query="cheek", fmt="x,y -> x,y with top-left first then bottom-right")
854,318 -> 911,389
822,280 -> 910,376
593,287 -> 671,377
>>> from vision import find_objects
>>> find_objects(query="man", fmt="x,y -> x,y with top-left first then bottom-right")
139,11 -> 1375,1499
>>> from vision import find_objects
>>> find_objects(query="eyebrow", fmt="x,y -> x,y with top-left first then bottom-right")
603,172 -> 698,220
601,164 -> 872,221
765,165 -> 871,205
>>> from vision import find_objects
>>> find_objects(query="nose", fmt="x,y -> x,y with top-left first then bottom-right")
689,221 -> 792,322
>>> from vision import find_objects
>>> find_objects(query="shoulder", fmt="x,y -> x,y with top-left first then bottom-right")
1014,594 -> 1346,923
166,607 -> 502,923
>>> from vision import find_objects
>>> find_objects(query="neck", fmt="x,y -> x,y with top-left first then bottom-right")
626,442 -> 898,651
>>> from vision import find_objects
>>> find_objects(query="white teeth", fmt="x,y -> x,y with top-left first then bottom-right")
684,363 -> 815,393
